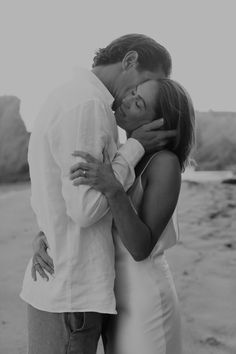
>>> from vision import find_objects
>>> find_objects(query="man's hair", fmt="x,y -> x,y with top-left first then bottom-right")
155,79 -> 195,171
92,34 -> 172,76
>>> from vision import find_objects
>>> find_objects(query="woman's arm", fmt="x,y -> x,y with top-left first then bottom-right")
71,150 -> 181,261
107,152 -> 181,261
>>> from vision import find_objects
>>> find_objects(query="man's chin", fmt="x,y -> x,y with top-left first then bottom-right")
114,116 -> 125,130
112,99 -> 121,111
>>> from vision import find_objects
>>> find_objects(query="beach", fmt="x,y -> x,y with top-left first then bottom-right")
0,180 -> 236,354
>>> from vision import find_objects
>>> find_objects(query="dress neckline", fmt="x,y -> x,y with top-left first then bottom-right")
136,151 -> 163,192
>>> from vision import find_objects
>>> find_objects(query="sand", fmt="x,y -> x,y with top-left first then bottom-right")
0,181 -> 236,354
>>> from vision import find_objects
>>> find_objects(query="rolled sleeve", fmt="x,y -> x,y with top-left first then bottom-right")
118,138 -> 145,168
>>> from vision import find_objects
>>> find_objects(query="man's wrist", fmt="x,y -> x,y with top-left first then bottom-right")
118,138 -> 144,167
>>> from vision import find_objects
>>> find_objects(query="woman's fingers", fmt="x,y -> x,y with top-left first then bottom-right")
31,254 -> 53,281
72,175 -> 97,186
72,151 -> 97,163
34,263 -> 49,281
70,170 -> 88,180
31,260 -> 49,281
37,253 -> 54,275
38,249 -> 54,270
70,162 -> 92,174
35,248 -> 54,274
71,169 -> 97,181
31,263 -> 37,281
103,148 -> 110,164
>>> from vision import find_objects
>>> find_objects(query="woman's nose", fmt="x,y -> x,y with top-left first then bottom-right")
122,95 -> 133,109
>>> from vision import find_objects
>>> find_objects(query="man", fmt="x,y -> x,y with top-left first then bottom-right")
20,34 -> 174,354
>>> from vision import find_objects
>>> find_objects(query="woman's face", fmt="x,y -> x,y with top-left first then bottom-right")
115,80 -> 160,133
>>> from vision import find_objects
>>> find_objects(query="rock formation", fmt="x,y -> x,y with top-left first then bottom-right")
0,96 -> 30,182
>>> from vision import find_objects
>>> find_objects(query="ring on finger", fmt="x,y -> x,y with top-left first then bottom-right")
82,170 -> 87,177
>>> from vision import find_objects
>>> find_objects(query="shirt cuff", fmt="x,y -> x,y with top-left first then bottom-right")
118,138 -> 145,167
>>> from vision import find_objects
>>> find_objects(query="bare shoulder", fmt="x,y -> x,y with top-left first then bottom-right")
146,150 -> 181,185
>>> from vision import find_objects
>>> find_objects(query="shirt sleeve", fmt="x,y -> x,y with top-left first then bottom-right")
111,138 -> 144,191
47,99 -> 144,228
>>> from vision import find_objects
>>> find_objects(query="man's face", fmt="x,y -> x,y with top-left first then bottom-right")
113,66 -> 165,110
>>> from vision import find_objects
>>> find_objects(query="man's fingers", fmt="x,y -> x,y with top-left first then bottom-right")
144,118 -> 164,131
161,130 -> 177,138
158,139 -> 168,147
149,129 -> 177,140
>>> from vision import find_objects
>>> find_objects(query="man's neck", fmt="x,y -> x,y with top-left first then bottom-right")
92,64 -> 121,98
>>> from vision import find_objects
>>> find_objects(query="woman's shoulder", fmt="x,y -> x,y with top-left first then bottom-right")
150,149 -> 180,166
146,150 -> 181,182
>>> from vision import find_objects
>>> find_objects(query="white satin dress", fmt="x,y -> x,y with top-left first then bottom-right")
106,153 -> 182,354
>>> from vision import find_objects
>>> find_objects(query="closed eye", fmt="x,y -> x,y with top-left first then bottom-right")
138,96 -> 146,110
136,98 -> 145,110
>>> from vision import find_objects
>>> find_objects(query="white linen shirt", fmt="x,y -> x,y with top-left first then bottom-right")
20,68 -> 144,314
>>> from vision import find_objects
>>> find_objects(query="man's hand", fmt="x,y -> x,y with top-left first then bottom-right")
131,119 -> 177,153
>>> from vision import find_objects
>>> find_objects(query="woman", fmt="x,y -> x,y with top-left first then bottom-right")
32,78 -> 195,354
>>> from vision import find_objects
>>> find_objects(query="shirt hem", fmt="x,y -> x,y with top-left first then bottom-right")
20,293 -> 117,315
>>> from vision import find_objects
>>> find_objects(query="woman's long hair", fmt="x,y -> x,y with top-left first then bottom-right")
155,79 -> 195,171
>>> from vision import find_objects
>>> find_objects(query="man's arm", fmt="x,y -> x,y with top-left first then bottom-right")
109,137 -> 144,191
47,99 -> 144,227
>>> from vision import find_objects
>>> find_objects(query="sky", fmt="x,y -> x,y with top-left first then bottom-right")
0,0 -> 235,130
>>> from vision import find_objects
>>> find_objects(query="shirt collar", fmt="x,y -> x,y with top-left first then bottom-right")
73,67 -> 114,107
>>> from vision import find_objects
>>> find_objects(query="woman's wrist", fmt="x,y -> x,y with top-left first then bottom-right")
105,183 -> 124,200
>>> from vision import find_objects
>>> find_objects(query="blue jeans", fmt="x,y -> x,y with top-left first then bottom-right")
27,304 -> 104,354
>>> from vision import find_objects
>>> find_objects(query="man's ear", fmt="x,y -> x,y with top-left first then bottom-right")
122,51 -> 139,71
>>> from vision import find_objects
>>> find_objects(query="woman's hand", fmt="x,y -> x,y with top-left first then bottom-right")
31,232 -> 54,281
70,149 -> 123,198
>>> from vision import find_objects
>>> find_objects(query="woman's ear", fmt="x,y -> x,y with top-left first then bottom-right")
122,51 -> 139,71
